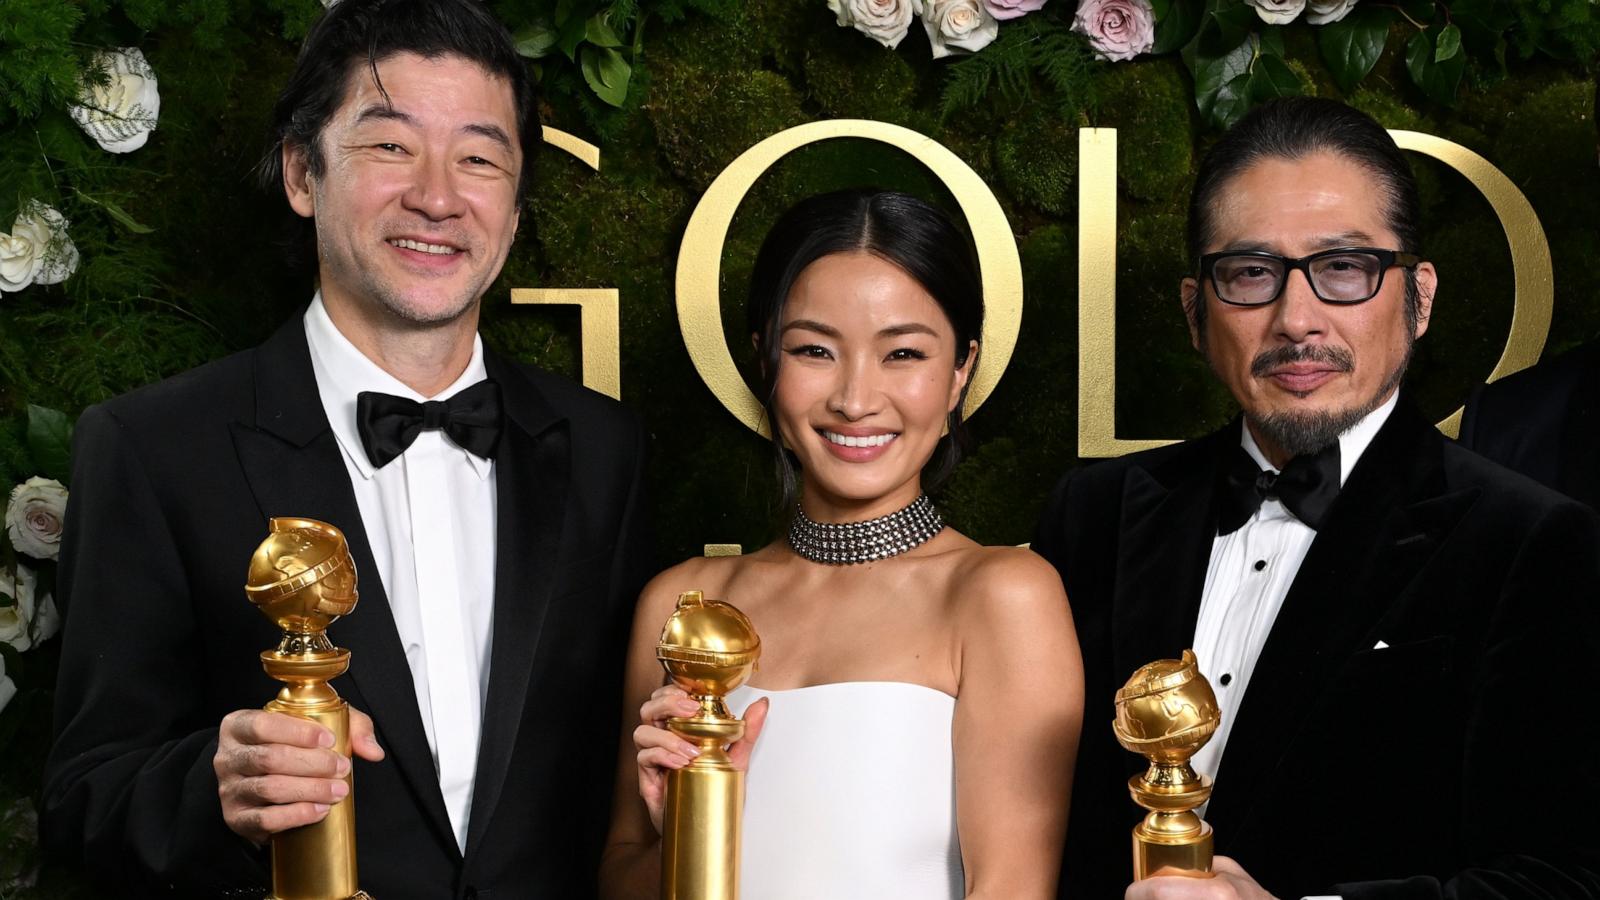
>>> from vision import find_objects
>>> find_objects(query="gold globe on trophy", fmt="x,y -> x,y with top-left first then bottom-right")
244,517 -> 371,900
655,590 -> 762,900
1113,649 -> 1221,881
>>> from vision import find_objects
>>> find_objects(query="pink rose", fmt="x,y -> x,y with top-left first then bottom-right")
1071,0 -> 1155,62
984,0 -> 1047,22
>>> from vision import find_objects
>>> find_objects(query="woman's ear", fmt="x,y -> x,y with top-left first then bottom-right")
948,339 -> 979,413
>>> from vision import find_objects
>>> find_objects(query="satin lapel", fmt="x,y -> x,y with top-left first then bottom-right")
1111,432 -> 1229,686
464,353 -> 570,858
229,319 -> 456,852
1205,406 -> 1474,838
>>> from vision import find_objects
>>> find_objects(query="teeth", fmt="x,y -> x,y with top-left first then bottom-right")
823,431 -> 896,448
389,238 -> 459,255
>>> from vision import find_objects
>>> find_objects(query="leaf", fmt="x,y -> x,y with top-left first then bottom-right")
1187,25 -> 1257,130
1248,52 -> 1303,102
72,190 -> 156,234
579,45 -> 631,107
1317,5 -> 1392,94
513,22 -> 560,59
1151,0 -> 1203,55
1433,22 -> 1461,62
586,13 -> 625,48
555,13 -> 590,61
25,405 -> 72,484
1404,28 -> 1465,106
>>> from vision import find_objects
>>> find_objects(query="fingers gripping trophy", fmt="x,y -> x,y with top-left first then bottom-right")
244,517 -> 372,900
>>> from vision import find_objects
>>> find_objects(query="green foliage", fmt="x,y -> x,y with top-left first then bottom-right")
995,107 -> 1078,215
938,17 -> 1099,123
1092,60 -> 1194,202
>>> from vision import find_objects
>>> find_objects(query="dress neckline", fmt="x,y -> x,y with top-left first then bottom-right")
735,680 -> 955,702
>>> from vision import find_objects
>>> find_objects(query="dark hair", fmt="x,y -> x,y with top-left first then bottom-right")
258,0 -> 539,263
1186,97 -> 1422,331
746,189 -> 984,506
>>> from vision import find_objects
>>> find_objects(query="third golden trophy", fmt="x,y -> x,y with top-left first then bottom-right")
655,590 -> 762,900
244,517 -> 371,900
1113,649 -> 1221,880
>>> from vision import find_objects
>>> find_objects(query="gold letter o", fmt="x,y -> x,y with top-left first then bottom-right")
675,119 -> 1024,437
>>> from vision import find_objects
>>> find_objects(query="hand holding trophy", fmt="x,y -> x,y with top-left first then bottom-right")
654,591 -> 762,900
243,517 -> 373,900
1114,649 -> 1221,881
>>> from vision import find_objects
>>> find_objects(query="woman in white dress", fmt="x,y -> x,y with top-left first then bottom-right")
600,190 -> 1083,900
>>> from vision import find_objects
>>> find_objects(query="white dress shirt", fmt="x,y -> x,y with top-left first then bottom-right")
304,295 -> 497,852
1190,391 -> 1398,787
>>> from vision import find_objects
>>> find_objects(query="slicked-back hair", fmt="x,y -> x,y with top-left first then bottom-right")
746,189 -> 985,508
1186,97 -> 1423,331
258,0 -> 538,265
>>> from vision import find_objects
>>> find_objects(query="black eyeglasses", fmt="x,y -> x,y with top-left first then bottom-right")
1198,247 -> 1421,307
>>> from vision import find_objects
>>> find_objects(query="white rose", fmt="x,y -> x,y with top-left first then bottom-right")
0,654 -> 15,717
1245,0 -> 1305,24
0,567 -> 38,652
6,476 -> 68,561
69,48 -> 161,154
828,0 -> 916,49
0,204 -> 79,293
915,0 -> 999,58
1305,0 -> 1358,24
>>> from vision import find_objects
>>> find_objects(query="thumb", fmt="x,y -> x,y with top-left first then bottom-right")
728,697 -> 769,772
349,707 -> 386,762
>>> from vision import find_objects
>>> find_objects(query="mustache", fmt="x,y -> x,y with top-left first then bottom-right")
1250,344 -> 1355,378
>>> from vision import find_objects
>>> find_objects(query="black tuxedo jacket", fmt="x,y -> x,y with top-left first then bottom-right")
41,317 -> 653,898
1459,340 -> 1600,511
1034,400 -> 1600,899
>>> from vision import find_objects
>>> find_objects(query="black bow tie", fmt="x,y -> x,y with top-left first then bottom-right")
1217,440 -> 1341,534
356,379 -> 502,470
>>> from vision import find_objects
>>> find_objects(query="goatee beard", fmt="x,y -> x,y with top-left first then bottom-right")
1239,341 -> 1411,459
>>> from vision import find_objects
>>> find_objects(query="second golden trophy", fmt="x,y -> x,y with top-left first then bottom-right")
244,517 -> 372,900
655,591 -> 762,900
1113,649 -> 1221,881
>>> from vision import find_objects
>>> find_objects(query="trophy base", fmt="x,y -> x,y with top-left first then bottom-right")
1132,821 -> 1214,880
267,893 -> 372,899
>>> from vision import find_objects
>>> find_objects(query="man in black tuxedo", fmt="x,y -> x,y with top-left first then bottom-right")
1458,339 -> 1600,510
40,1 -> 651,896
1036,97 -> 1600,899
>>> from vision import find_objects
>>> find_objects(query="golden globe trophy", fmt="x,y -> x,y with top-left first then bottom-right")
655,590 -> 762,900
1113,649 -> 1221,881
244,517 -> 372,900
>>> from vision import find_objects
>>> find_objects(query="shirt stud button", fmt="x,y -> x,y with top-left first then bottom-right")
1220,673 -> 1233,686
1253,559 -> 1267,572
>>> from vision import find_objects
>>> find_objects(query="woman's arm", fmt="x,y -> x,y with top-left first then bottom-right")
953,547 -> 1085,900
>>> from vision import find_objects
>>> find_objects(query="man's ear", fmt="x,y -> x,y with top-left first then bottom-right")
1412,262 -> 1437,340
948,339 -> 979,414
283,143 -> 316,219
1180,276 -> 1202,351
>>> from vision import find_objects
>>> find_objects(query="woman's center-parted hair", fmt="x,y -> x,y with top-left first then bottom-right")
746,189 -> 986,507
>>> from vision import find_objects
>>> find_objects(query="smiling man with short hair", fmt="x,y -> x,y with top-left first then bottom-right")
1036,97 -> 1600,900
42,2 -> 652,896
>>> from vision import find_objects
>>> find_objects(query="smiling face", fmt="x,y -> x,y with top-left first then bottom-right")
772,251 -> 976,520
1181,151 -> 1437,464
283,52 -> 522,328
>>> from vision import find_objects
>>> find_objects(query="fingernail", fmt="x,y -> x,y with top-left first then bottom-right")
317,730 -> 334,748
314,803 -> 331,814
331,781 -> 349,799
336,756 -> 351,777
682,744 -> 700,757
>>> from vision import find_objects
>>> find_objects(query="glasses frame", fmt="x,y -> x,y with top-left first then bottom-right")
1197,247 -> 1422,307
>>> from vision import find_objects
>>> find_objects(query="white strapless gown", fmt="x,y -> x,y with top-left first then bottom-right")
726,681 -> 963,899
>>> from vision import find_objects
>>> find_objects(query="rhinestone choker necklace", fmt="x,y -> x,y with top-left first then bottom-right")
788,494 -> 944,565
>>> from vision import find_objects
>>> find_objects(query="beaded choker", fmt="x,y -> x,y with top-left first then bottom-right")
787,494 -> 945,565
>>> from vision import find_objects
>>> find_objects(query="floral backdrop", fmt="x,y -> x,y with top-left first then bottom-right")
0,0 -> 1596,893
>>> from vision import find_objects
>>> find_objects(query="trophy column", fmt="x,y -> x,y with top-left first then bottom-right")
655,591 -> 762,900
245,517 -> 372,900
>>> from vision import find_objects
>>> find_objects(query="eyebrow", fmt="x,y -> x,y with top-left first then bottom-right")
780,319 -> 941,339
353,105 -> 515,154
1218,230 -> 1381,254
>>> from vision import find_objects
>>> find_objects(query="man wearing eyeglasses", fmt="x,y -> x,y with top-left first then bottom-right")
1036,97 -> 1600,899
